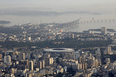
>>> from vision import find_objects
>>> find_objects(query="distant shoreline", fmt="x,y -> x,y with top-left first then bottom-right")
0,20 -> 11,24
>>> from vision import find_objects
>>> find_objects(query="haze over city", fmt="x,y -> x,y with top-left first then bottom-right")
0,0 -> 116,12
1,0 -> 116,77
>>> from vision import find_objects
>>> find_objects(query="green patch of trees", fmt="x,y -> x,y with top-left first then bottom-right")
0,38 -> 112,49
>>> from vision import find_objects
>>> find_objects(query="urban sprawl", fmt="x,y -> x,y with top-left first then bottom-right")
0,22 -> 116,77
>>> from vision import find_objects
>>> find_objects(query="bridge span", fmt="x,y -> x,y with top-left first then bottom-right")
79,19 -> 116,24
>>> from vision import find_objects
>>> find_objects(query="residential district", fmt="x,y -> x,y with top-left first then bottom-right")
0,22 -> 116,77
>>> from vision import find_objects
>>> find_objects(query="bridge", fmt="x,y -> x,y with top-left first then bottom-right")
79,19 -> 116,24
58,18 -> 116,31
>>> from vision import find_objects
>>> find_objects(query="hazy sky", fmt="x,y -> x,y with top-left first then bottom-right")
0,0 -> 116,12
0,0 -> 116,26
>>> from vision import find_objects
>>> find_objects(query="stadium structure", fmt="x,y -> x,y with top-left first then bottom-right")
43,48 -> 74,53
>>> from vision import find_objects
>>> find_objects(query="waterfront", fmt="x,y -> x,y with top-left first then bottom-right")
0,13 -> 116,32
66,21 -> 116,32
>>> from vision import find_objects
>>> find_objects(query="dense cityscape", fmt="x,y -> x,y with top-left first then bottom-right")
0,20 -> 116,77
1,0 -> 116,77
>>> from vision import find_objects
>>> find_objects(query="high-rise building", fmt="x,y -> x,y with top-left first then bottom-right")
46,57 -> 53,66
107,46 -> 112,53
0,54 -> 2,61
4,55 -> 11,64
78,63 -> 82,69
82,56 -> 86,63
43,53 -> 50,60
42,60 -> 45,69
69,33 -> 74,38
78,56 -> 82,64
104,46 -> 113,54
18,53 -> 25,61
29,61 -> 33,71
49,57 -> 53,64
95,59 -> 98,67
36,60 -> 45,69
37,61 -> 42,69
82,62 -> 87,70
72,63 -> 78,71
101,27 -> 107,34
87,58 -> 94,68
78,55 -> 86,64
84,62 -> 87,70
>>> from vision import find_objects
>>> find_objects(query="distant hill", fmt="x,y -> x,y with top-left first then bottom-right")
0,20 -> 11,24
